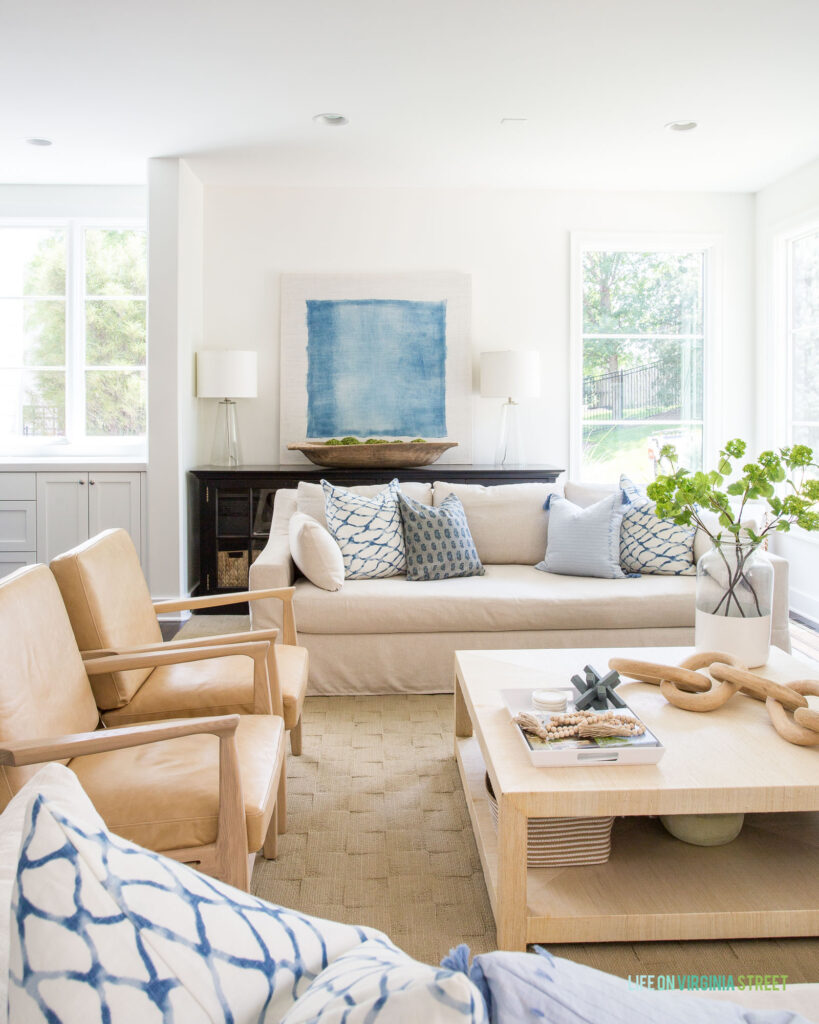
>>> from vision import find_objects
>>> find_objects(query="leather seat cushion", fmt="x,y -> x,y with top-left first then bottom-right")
101,647 -> 308,731
69,715 -> 283,853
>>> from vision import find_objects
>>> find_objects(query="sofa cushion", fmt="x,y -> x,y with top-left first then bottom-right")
399,492 -> 485,581
432,482 -> 561,564
293,564 -> 696,635
298,480 -> 433,530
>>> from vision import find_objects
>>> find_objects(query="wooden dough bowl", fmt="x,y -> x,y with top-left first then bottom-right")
288,441 -> 458,469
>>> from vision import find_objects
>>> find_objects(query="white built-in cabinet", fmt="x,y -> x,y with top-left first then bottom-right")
0,470 -> 144,579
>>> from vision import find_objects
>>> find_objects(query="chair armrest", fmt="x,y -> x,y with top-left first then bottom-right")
154,588 -> 299,646
0,714 -> 239,766
81,628 -> 279,659
83,641 -> 278,717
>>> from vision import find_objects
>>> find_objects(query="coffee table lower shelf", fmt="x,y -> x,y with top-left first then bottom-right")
455,733 -> 819,947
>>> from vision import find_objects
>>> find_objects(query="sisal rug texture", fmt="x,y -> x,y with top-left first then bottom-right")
176,615 -> 819,978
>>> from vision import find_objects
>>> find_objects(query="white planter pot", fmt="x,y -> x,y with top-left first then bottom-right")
695,608 -> 771,667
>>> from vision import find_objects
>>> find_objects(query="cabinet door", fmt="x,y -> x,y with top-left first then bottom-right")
88,473 -> 142,561
36,473 -> 90,564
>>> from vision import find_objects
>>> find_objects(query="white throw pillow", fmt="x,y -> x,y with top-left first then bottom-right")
432,482 -> 561,565
289,512 -> 345,591
281,938 -> 487,1023
9,794 -> 386,1023
322,479 -> 407,579
0,764 -> 105,1024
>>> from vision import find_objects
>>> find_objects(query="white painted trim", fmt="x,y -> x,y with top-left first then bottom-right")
569,232 -> 723,480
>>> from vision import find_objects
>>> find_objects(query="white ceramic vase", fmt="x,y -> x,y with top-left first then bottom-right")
694,540 -> 774,668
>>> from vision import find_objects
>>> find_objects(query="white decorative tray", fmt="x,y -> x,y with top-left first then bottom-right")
502,688 -> 665,767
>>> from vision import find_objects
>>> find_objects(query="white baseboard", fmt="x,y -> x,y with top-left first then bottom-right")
789,586 -> 819,627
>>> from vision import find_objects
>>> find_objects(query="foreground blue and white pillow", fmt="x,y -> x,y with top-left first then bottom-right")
9,795 -> 387,1022
282,939 -> 487,1023
322,478 -> 406,579
398,492 -> 485,582
536,492 -> 627,579
619,474 -> 696,576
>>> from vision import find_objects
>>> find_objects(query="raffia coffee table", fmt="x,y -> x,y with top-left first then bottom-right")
454,646 -> 819,951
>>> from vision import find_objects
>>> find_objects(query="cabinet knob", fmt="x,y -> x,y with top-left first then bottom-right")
78,479 -> 85,485
89,479 -> 96,485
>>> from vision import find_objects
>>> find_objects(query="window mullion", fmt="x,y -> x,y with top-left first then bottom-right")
66,221 -> 86,444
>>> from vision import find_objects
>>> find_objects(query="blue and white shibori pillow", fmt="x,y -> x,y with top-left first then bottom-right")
9,794 -> 386,1023
619,474 -> 696,576
282,938 -> 487,1024
398,492 -> 485,582
322,478 -> 406,579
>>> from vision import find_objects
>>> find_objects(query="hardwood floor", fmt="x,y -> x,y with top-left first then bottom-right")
790,616 -> 819,663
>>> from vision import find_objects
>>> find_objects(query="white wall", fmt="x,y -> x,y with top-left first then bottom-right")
198,186 -> 754,470
755,155 -> 819,624
0,184 -> 145,219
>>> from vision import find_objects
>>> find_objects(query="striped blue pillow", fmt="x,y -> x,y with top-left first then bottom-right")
536,492 -> 627,578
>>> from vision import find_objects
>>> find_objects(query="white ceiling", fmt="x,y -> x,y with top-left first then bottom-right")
3,0 -> 819,192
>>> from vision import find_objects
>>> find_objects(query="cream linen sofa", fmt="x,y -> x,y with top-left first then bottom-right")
249,479 -> 791,696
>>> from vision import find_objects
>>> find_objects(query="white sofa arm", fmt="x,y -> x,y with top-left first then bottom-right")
768,551 -> 791,654
249,490 -> 297,631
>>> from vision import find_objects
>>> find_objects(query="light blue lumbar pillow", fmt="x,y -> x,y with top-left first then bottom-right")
9,794 -> 386,1023
536,491 -> 627,578
398,492 -> 485,582
322,478 -> 406,580
466,946 -> 808,1024
620,474 -> 696,576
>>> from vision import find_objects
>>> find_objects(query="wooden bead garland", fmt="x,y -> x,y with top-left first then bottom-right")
514,709 -> 645,741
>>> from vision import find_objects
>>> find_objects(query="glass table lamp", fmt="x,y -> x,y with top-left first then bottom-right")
196,350 -> 258,467
479,350 -> 541,467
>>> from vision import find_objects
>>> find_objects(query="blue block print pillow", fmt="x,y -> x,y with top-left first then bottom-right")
282,938 -> 487,1023
9,794 -> 386,1023
398,492 -> 485,582
620,474 -> 696,576
322,478 -> 406,580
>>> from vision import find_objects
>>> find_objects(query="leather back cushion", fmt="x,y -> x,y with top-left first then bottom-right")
432,482 -> 562,564
50,529 -> 162,710
0,566 -> 100,804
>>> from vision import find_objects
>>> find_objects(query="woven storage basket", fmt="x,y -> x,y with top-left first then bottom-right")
485,774 -> 614,867
217,549 -> 249,588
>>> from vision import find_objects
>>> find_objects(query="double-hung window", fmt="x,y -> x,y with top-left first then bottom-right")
787,224 -> 819,459
0,220 -> 147,456
572,237 -> 716,482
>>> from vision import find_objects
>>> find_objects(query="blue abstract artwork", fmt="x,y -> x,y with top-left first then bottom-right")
305,298 -> 447,437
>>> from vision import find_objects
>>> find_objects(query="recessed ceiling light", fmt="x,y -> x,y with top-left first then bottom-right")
312,113 -> 349,127
665,121 -> 697,132
25,137 -> 53,147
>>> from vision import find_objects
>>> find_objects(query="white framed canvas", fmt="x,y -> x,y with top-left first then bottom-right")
280,272 -> 472,465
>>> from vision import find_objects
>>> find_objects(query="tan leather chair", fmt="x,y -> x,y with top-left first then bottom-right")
0,563 -> 286,891
51,529 -> 309,754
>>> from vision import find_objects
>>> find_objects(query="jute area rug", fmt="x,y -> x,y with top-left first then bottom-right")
176,615 -> 819,979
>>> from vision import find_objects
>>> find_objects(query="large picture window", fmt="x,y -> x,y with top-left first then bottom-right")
0,221 -> 146,456
788,225 -> 819,460
574,240 -> 712,482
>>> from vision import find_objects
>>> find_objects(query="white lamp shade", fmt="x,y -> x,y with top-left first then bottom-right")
196,350 -> 258,398
480,350 -> 541,399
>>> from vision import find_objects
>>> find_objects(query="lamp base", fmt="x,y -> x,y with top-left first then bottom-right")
211,399 -> 242,467
494,399 -> 526,467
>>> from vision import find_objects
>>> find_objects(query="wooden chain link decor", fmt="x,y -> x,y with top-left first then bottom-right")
608,651 -> 819,748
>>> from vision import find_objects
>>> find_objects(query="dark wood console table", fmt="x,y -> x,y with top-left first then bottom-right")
188,464 -> 564,608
